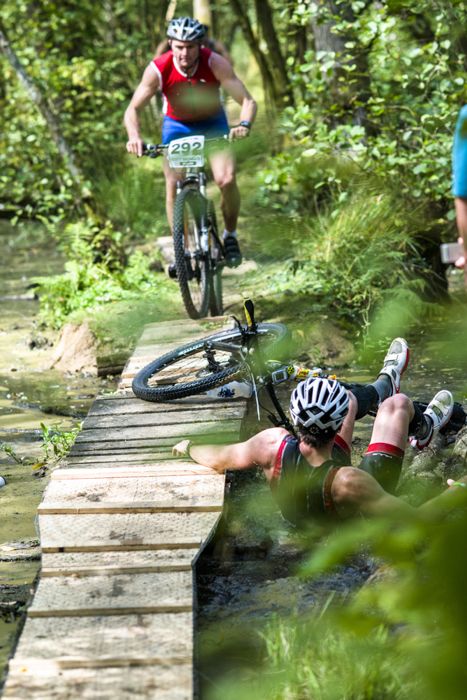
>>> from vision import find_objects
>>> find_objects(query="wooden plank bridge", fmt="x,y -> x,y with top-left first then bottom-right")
3,317 -> 246,699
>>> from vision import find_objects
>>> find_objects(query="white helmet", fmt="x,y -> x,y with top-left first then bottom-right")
167,17 -> 206,42
290,377 -> 349,431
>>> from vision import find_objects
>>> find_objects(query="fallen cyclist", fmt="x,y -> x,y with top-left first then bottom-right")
173,338 -> 467,525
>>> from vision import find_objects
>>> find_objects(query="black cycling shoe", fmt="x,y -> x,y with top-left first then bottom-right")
168,256 -> 195,280
224,235 -> 242,268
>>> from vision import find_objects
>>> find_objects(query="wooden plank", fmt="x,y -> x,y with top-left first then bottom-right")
11,613 -> 192,667
41,549 -> 195,576
29,571 -> 193,617
38,511 -> 222,551
40,474 -> 224,515
139,321 -> 226,344
63,453 -> 168,465
3,664 -> 192,699
82,405 -> 244,429
75,419 -> 240,443
87,396 -> 242,417
39,502 -> 222,514
52,463 -> 220,478
66,449 -> 182,462
68,435 -> 238,455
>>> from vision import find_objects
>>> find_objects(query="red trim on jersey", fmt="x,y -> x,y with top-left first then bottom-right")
365,442 -> 405,458
271,436 -> 289,485
334,433 -> 351,456
153,47 -> 222,121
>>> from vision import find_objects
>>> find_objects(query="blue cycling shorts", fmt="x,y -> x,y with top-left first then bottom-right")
161,110 -> 229,145
453,105 -> 467,197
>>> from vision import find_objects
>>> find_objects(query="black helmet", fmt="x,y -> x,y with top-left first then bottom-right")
167,17 -> 206,42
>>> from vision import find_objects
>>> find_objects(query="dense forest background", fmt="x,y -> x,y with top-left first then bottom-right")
0,0 -> 467,340
2,3 -> 467,700
2,0 -> 466,218
1,0 -> 467,335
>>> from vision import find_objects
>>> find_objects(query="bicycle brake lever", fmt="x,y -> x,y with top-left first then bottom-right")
243,299 -> 257,331
230,315 -> 243,332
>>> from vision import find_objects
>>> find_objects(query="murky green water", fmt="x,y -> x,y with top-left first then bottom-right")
0,221 -> 117,681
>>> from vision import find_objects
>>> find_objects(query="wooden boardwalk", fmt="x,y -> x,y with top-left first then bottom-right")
3,317 -> 246,699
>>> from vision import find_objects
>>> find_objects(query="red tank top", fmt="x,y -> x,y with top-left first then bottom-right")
153,47 -> 222,122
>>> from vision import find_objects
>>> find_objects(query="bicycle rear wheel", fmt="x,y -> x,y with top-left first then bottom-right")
173,187 -> 210,319
132,322 -> 289,402
207,201 -> 223,316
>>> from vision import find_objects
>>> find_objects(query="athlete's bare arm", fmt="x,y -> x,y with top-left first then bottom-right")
124,64 -> 160,156
210,53 -> 257,139
332,465 -> 467,520
173,427 -> 288,478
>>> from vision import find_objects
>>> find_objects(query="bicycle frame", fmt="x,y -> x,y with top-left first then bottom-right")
144,139 -> 225,261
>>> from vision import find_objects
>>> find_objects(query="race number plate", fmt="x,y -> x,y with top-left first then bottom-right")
167,135 -> 205,168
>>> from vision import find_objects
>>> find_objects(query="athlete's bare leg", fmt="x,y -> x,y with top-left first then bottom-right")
368,394 -> 414,450
209,149 -> 240,233
162,157 -> 182,231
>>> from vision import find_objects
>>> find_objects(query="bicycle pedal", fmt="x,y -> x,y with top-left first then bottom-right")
168,264 -> 177,279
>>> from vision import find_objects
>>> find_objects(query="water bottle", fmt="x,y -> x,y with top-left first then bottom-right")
206,380 -> 253,399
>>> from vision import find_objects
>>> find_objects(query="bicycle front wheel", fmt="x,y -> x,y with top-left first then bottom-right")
132,322 -> 289,402
173,187 -> 210,319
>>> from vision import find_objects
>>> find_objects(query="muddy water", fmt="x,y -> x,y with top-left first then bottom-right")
0,221 -> 116,681
196,284 -> 467,694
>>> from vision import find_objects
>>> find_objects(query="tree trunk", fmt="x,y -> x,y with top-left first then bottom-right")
193,0 -> 212,27
254,0 -> 293,107
227,0 -> 280,115
0,23 -> 90,208
311,0 -> 372,129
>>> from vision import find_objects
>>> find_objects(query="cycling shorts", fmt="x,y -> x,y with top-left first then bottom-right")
161,110 -> 229,145
453,105 -> 467,197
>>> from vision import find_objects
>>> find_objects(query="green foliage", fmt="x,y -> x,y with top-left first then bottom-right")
95,157 -> 168,241
203,502 -> 467,700
0,442 -> 23,464
0,0 -> 161,219
39,421 -> 81,464
259,1 -> 466,217
256,187 -> 426,328
32,219 -> 166,328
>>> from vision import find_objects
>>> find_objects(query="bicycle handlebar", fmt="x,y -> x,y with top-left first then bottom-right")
142,135 -> 229,158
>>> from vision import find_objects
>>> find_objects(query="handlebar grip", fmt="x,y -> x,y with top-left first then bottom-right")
142,143 -> 163,158
243,299 -> 256,330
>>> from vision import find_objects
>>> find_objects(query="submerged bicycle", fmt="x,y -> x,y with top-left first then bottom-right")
132,299 -> 467,438
144,135 -> 226,319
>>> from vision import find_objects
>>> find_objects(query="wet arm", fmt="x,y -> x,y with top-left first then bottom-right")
173,428 -> 287,475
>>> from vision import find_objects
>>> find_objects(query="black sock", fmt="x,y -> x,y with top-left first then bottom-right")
348,384 -> 380,420
408,403 -> 432,439
371,375 -> 393,404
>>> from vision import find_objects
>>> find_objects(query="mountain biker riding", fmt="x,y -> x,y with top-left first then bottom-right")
124,16 -> 257,268
173,338 -> 466,525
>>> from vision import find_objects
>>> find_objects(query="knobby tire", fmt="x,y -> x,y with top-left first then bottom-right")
173,186 -> 210,319
132,322 -> 289,402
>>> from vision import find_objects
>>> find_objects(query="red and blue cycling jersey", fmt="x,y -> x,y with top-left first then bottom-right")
152,48 -> 223,122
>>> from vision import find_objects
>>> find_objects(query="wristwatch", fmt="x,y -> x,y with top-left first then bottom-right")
239,120 -> 252,130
